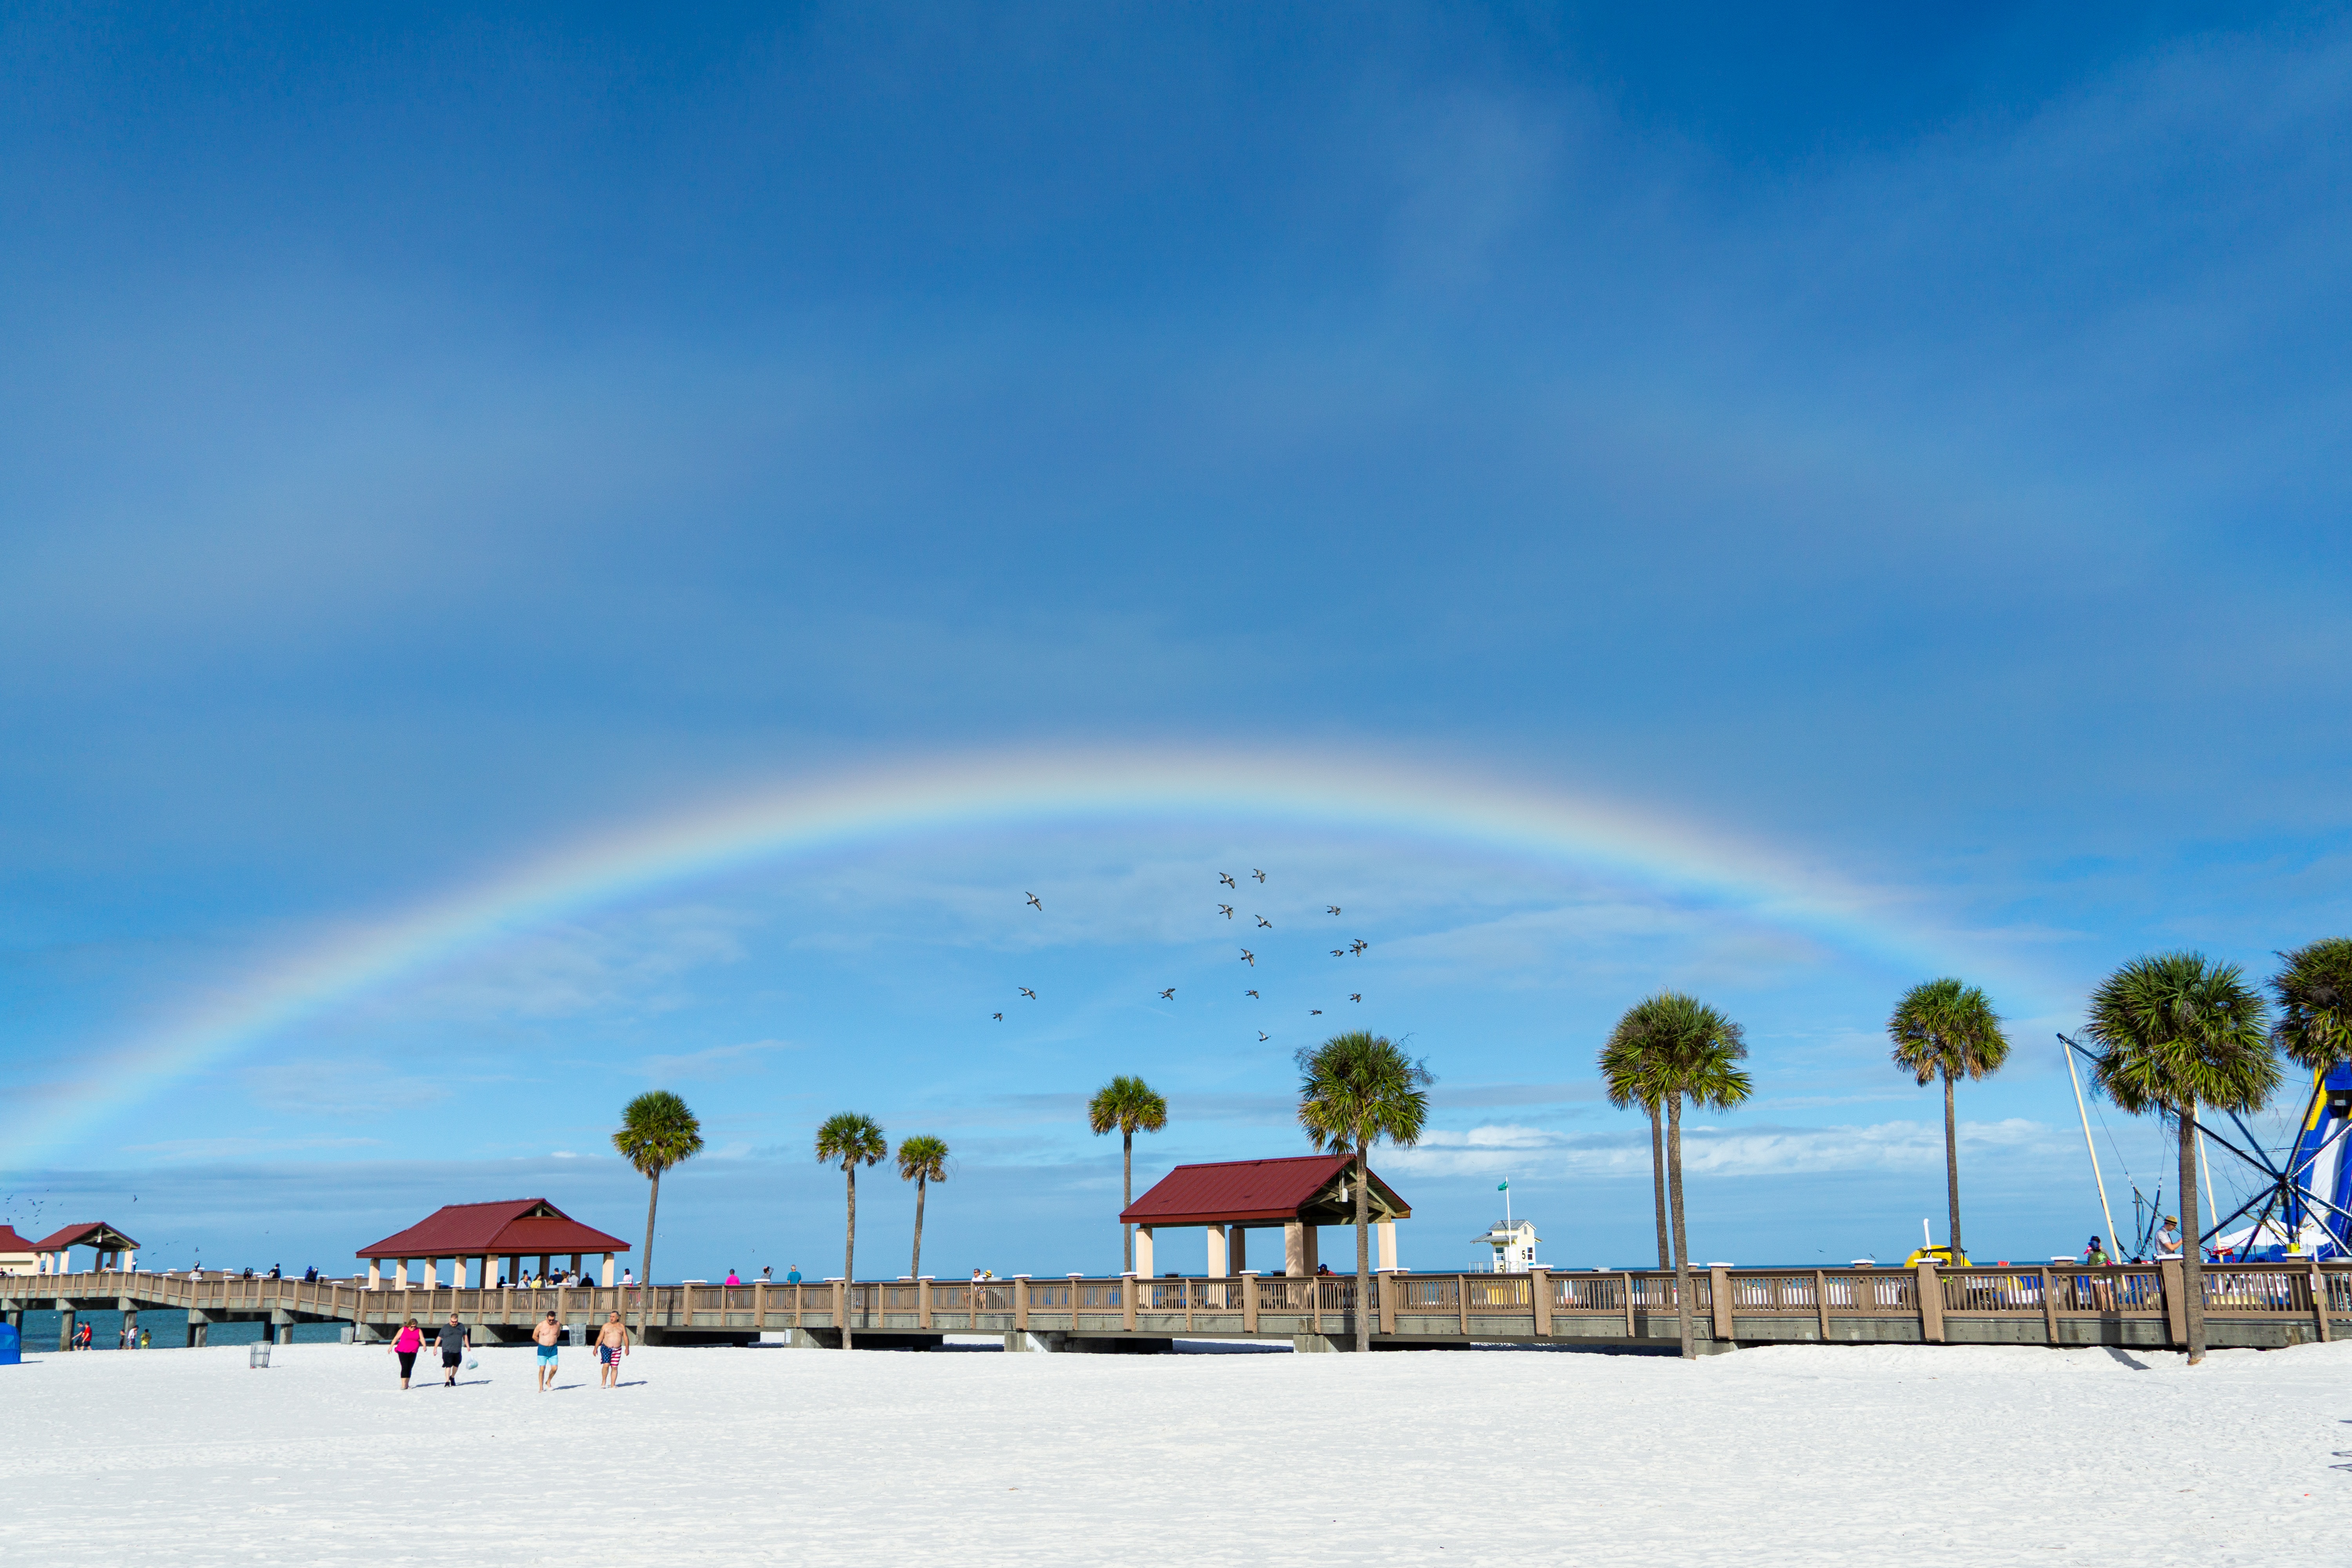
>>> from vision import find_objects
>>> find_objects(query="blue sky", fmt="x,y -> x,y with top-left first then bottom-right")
4,4 -> 2349,1279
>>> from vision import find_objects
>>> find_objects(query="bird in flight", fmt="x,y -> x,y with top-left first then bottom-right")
992,1012 -> 1004,1021
1258,1032 -> 1270,1042
1158,988 -> 1176,1000
1255,916 -> 1272,928
1331,948 -> 1345,957
1350,994 -> 1361,1003
1252,869 -> 1266,882
1219,872 -> 1237,888
1018,987 -> 1037,999
1350,940 -> 1368,955
1310,1009 -> 1323,1016
1025,892 -> 1042,910
1239,949 -> 1255,965
1327,906 -> 1341,916
1245,989 -> 1259,998
1218,904 -> 1234,918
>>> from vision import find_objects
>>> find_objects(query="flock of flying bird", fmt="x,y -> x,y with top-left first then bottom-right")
993,867 -> 1371,1044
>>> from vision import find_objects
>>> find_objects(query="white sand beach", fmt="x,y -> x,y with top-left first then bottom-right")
4,1339 -> 2343,1565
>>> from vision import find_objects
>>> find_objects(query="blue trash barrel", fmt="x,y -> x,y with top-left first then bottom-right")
0,1323 -> 21,1365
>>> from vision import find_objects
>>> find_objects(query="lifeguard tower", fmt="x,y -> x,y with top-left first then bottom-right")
1474,1218 -> 1540,1272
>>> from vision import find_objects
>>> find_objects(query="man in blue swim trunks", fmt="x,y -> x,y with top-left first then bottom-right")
532,1312 -> 561,1391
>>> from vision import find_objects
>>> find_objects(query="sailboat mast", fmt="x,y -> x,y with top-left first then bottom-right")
2061,1033 -> 2120,1249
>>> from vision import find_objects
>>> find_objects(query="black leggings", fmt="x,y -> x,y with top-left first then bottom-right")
396,1350 -> 417,1379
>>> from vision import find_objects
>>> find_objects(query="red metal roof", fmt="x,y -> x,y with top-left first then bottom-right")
0,1225 -> 36,1253
1119,1155 -> 1411,1226
356,1199 -> 629,1259
33,1221 -> 140,1251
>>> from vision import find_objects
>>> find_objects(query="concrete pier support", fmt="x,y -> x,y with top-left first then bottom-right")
272,1308 -> 294,1345
1005,1331 -> 1172,1354
186,1310 -> 209,1348
57,1306 -> 76,1351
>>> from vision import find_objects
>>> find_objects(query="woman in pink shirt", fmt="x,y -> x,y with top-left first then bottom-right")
390,1318 -> 423,1389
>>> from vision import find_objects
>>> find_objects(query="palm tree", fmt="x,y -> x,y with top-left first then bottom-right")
2270,938 -> 2352,1073
1599,1027 -> 1672,1269
1295,1032 -> 1433,1352
896,1135 -> 951,1280
611,1090 -> 704,1341
2084,952 -> 2278,1365
1087,1075 -> 1167,1273
1887,977 -> 2011,1266
1605,993 -> 1752,1359
815,1112 -> 887,1350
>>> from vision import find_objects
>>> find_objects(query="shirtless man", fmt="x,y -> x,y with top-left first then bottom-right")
595,1311 -> 631,1389
532,1311 -> 562,1391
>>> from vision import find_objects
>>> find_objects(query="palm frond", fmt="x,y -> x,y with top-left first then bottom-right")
612,1090 -> 704,1178
814,1111 -> 887,1169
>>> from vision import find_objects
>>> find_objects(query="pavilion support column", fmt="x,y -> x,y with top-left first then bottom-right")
601,1253 -> 615,1287
1134,1227 -> 1155,1278
570,1253 -> 583,1281
1230,1227 -> 1247,1275
1284,1223 -> 1318,1277
1206,1225 -> 1229,1278
1377,1221 -> 1397,1273
367,1260 -> 381,1290
397,1260 -> 411,1290
538,1254 -> 550,1283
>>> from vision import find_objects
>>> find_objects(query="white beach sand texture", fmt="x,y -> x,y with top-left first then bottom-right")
2,1338 -> 2344,1566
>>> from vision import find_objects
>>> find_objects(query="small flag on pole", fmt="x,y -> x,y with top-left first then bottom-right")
1497,1180 -> 1508,1191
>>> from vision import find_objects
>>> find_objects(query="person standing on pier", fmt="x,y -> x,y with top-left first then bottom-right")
533,1312 -> 561,1391
595,1311 -> 630,1388
390,1318 -> 422,1389
437,1314 -> 469,1387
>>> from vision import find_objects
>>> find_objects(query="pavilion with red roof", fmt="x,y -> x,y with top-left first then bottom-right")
356,1199 -> 629,1290
0,1223 -> 38,1275
1119,1154 -> 1411,1278
30,1221 -> 140,1274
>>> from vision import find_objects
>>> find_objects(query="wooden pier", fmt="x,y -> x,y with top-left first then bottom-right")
7,1259 -> 2347,1352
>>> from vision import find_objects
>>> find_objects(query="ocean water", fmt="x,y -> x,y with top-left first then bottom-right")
16,1308 -> 349,1349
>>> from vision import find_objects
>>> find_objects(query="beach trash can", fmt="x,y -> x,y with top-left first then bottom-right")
0,1323 -> 20,1365
248,1341 -> 271,1368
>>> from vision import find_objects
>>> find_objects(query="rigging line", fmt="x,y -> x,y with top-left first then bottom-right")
2221,1109 -> 2288,1178
2283,1117 -> 2352,1187
2201,1183 -> 2278,1244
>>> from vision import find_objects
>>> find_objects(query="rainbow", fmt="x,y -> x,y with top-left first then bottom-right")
6,746 -> 2040,1168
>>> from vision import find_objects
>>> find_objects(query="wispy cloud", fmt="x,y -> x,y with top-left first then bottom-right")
639,1037 -> 801,1081
1389,1118 -> 2063,1179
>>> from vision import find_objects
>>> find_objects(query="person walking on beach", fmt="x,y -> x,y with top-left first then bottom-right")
595,1311 -> 631,1388
437,1314 -> 469,1387
391,1318 -> 423,1389
533,1311 -> 561,1391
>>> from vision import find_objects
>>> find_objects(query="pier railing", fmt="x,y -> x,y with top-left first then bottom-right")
7,1259 -> 2346,1350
